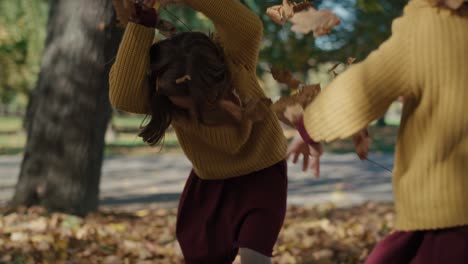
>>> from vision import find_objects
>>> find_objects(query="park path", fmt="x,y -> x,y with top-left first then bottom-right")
0,152 -> 395,210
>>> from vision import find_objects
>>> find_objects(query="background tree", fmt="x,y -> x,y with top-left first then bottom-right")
11,0 -> 122,216
0,0 -> 48,114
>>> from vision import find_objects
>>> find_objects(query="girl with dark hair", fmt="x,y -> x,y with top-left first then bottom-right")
109,0 -> 287,263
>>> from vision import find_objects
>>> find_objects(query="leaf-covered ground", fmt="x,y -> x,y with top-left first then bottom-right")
0,202 -> 394,264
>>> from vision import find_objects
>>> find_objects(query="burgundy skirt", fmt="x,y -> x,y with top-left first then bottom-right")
365,226 -> 468,264
176,161 -> 288,264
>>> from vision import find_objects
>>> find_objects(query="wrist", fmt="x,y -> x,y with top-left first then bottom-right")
295,116 -> 318,145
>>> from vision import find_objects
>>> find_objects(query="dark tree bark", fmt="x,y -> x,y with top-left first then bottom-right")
377,117 -> 387,127
12,0 -> 123,216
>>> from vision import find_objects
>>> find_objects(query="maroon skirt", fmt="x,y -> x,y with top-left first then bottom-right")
176,161 -> 288,264
365,226 -> 468,264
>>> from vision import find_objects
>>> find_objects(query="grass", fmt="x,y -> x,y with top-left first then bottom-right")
112,115 -> 146,129
0,117 -> 22,133
0,114 -> 400,156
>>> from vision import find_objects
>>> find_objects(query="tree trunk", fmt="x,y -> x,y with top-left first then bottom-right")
377,117 -> 386,127
12,0 -> 122,216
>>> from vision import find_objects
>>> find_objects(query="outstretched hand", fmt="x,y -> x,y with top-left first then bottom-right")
287,131 -> 323,178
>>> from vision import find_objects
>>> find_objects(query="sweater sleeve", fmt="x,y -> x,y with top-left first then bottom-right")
109,23 -> 155,114
303,10 -> 415,142
184,0 -> 263,70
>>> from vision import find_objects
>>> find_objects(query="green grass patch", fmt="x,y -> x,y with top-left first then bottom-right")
0,116 -> 22,132
112,115 -> 145,128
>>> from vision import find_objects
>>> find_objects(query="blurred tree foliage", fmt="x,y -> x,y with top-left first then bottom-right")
0,0 -> 48,111
0,0 -> 407,111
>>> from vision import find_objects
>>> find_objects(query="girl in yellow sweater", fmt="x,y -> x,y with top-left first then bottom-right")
109,0 -> 287,263
288,0 -> 468,263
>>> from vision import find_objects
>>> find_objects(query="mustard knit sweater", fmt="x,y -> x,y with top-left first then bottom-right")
109,0 -> 287,179
303,0 -> 468,231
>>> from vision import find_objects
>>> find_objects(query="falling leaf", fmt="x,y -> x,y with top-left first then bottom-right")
290,7 -> 341,37
243,97 -> 273,123
270,67 -> 302,91
352,128 -> 371,160
327,62 -> 342,78
283,104 -> 304,125
347,57 -> 357,65
272,84 -> 321,127
266,0 -> 312,25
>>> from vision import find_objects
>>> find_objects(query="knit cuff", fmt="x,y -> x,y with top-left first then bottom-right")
296,116 -> 318,145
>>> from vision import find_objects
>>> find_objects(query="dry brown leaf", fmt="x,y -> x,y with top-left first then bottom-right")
272,84 -> 321,127
266,0 -> 312,25
352,128 -> 371,160
283,104 -> 304,125
271,67 -> 302,91
290,7 -> 341,37
0,203 -> 394,263
347,57 -> 357,65
243,98 -> 273,123
327,62 -> 341,78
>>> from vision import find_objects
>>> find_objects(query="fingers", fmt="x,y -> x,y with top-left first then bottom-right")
292,151 -> 300,164
313,156 -> 320,178
302,152 -> 309,172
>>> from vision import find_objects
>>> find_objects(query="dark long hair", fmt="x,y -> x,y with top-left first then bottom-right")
138,32 -> 231,146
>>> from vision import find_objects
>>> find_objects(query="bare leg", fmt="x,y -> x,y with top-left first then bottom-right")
239,248 -> 271,264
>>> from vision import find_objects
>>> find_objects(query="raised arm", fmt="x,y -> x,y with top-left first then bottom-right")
184,0 -> 263,70
109,23 -> 155,114
302,7 -> 416,142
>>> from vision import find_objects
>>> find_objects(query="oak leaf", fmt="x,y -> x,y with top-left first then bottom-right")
271,67 -> 302,91
290,7 -> 341,37
266,0 -> 312,25
352,128 -> 370,160
272,84 -> 321,127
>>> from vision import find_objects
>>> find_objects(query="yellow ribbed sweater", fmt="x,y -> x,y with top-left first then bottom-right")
304,0 -> 468,231
109,0 -> 287,179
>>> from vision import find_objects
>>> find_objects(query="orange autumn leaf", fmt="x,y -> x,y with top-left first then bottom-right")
352,128 -> 371,160
290,7 -> 341,37
266,0 -> 312,25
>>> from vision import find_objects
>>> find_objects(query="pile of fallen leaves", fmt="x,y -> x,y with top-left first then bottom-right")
0,203 -> 394,263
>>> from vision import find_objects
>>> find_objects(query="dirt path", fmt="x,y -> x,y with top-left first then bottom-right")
0,152 -> 394,209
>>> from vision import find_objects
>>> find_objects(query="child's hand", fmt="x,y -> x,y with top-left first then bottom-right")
287,132 -> 323,178
130,0 -> 159,28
